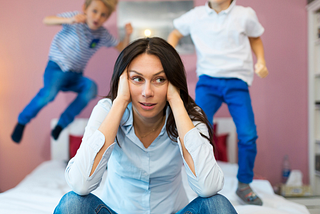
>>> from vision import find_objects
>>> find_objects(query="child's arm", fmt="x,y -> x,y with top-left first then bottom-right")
43,14 -> 86,26
167,29 -> 184,48
249,37 -> 268,78
115,23 -> 133,52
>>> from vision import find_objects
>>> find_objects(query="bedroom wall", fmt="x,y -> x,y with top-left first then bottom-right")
0,0 -> 308,192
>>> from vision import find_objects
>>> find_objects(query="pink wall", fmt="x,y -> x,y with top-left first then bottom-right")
0,0 -> 308,192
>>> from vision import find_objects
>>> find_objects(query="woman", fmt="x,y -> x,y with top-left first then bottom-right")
54,37 -> 237,214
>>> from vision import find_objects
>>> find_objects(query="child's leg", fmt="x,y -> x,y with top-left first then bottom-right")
17,61 -> 65,125
195,75 -> 223,126
12,61 -> 65,143
224,79 -> 257,183
52,75 -> 97,139
176,194 -> 237,214
223,78 -> 261,205
54,191 -> 116,214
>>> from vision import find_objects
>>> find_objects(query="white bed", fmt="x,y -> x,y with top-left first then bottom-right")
0,118 -> 310,214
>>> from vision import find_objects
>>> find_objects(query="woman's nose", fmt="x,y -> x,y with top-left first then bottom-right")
142,82 -> 153,97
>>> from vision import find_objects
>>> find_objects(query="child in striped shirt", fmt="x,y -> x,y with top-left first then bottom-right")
11,0 -> 132,143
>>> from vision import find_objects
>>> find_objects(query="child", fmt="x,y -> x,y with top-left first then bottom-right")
54,37 -> 237,214
11,0 -> 132,143
168,0 -> 268,206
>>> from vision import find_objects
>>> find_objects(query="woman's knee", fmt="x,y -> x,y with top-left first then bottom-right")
54,191 -> 113,214
54,192 -> 82,213
190,194 -> 236,214
209,194 -> 230,204
206,194 -> 237,213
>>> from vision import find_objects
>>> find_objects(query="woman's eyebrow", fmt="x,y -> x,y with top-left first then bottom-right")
128,70 -> 165,76
128,70 -> 142,75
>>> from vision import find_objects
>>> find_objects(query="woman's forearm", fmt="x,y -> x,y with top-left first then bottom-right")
90,98 -> 129,176
168,98 -> 196,175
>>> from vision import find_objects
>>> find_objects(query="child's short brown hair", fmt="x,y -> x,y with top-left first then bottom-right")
84,0 -> 118,14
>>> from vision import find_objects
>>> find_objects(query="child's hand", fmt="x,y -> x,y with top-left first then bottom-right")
117,69 -> 131,104
124,23 -> 133,36
167,82 -> 180,104
70,14 -> 86,24
255,62 -> 268,78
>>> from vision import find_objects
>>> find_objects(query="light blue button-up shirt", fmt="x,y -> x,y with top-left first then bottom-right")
65,98 -> 224,214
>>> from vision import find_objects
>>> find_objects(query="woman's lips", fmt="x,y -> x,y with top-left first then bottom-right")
139,102 -> 156,110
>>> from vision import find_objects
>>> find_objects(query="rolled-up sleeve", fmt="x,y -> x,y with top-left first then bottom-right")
65,99 -> 116,195
178,122 -> 224,197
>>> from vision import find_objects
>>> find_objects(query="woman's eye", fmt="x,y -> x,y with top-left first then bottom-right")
93,9 -> 97,13
155,78 -> 166,83
132,77 -> 143,82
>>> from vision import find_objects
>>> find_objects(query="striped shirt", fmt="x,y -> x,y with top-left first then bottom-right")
48,11 -> 118,73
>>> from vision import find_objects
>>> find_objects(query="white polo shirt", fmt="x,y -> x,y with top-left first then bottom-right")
173,0 -> 264,85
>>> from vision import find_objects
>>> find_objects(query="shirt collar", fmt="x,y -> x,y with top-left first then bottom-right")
121,102 -> 133,128
121,103 -> 170,137
205,0 -> 236,15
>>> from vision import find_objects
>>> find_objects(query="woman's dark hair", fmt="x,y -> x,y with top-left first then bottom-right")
107,37 -> 214,147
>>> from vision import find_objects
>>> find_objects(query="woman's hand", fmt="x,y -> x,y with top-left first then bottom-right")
167,82 -> 181,105
116,69 -> 131,104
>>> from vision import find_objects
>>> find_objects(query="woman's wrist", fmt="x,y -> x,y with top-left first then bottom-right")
113,97 -> 130,109
168,95 -> 184,112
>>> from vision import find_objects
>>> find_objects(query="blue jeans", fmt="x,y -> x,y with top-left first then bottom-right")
18,61 -> 97,128
54,191 -> 237,214
195,75 -> 258,184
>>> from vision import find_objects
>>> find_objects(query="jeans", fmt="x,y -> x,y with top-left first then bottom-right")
18,61 -> 97,128
54,191 -> 237,214
195,75 -> 258,184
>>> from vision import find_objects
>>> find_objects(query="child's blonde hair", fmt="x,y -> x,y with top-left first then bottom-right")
84,0 -> 118,14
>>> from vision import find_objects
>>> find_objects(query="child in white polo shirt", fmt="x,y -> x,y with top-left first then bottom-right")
168,0 -> 268,206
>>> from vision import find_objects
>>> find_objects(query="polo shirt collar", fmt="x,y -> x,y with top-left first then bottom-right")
205,0 -> 236,15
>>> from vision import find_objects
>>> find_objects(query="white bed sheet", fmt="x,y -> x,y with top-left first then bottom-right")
0,160 -> 309,214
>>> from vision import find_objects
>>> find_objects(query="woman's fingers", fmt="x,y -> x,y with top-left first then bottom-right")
117,69 -> 131,103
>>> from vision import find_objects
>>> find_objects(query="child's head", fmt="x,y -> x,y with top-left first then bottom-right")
208,0 -> 232,4
83,0 -> 118,30
84,0 -> 118,14
208,0 -> 232,10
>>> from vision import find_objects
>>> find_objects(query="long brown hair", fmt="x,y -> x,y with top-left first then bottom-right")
107,37 -> 214,147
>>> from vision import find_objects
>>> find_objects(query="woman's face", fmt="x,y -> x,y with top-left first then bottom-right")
128,53 -> 168,121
